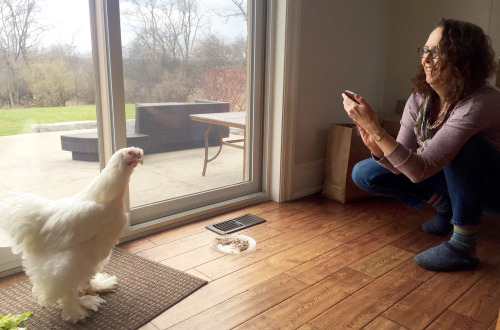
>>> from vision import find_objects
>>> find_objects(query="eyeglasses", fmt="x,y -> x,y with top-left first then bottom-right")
418,47 -> 439,59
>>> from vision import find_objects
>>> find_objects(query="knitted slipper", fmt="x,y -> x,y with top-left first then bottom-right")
413,242 -> 479,271
421,213 -> 453,236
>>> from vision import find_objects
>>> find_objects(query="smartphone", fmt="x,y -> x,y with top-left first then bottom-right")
343,90 -> 359,103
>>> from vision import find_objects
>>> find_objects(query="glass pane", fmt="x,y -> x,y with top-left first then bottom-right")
119,0 -> 250,208
0,0 -> 99,202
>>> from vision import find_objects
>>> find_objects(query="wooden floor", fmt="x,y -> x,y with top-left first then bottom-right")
2,194 -> 500,329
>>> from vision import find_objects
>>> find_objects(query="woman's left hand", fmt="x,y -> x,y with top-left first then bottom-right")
353,120 -> 384,157
342,92 -> 384,158
342,92 -> 380,134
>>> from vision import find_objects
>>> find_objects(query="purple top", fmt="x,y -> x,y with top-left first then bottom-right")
377,84 -> 500,183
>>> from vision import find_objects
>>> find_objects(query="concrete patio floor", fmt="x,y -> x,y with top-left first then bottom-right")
0,130 -> 245,208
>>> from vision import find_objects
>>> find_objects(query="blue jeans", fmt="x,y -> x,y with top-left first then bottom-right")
351,135 -> 500,226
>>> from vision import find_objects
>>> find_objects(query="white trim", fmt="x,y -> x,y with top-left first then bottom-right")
279,0 -> 301,202
266,0 -> 285,202
266,0 -> 302,202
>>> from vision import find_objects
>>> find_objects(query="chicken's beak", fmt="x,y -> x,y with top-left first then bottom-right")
137,158 -> 144,165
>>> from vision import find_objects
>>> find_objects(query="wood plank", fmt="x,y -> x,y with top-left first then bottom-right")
162,224 -> 282,271
118,236 -> 156,253
487,317 -> 498,330
240,223 -> 284,241
150,235 -> 339,328
146,216 -> 222,245
194,215 -> 344,280
286,213 -> 425,285
145,200 -> 283,245
0,272 -> 27,290
234,268 -> 372,330
390,228 -> 445,254
308,259 -> 434,329
160,245 -> 223,271
284,193 -> 353,212
449,264 -> 500,325
136,230 -> 218,262
326,204 -> 412,243
369,211 -> 427,238
364,316 -> 407,330
267,209 -> 340,232
2,194 -> 499,330
256,204 -> 306,223
297,324 -> 320,330
184,268 -> 213,282
349,245 -> 414,278
383,265 -> 490,329
426,310 -> 489,330
137,322 -> 160,330
169,274 -> 307,330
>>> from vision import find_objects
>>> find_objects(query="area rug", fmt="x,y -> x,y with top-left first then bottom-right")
0,248 -> 207,329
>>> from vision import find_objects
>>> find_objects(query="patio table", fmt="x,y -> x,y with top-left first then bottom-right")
189,112 -> 246,178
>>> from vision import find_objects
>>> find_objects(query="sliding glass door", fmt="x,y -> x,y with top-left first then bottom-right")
92,0 -> 265,224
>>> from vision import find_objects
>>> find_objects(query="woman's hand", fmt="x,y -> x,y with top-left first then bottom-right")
342,92 -> 384,158
342,92 -> 380,133
354,120 -> 384,158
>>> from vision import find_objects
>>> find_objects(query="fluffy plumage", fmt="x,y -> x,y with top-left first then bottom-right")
0,147 -> 143,322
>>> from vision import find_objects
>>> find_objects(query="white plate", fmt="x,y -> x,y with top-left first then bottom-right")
210,234 -> 256,254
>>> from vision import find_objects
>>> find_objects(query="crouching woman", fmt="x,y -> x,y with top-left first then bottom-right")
342,18 -> 500,271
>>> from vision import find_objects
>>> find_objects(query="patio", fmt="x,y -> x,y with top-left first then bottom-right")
0,129 -> 245,208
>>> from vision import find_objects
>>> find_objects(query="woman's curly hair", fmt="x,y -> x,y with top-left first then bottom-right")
411,18 -> 497,103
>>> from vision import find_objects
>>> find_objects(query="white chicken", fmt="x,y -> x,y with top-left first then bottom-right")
0,147 -> 143,322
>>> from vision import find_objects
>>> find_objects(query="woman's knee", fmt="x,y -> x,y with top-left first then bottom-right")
351,158 -> 379,190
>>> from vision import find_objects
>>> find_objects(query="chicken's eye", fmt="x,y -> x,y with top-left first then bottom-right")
127,151 -> 132,155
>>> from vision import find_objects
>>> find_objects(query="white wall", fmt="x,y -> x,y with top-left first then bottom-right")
289,0 -> 392,198
289,0 -> 500,200
382,0 -> 500,113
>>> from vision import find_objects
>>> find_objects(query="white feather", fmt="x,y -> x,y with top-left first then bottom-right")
0,147 -> 143,322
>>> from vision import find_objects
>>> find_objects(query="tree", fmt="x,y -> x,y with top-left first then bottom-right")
216,0 -> 247,23
124,0 -> 206,66
0,0 -> 44,107
190,66 -> 246,112
191,34 -> 232,69
23,51 -> 75,107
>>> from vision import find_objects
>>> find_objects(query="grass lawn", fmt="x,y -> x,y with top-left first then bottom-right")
0,104 -> 136,136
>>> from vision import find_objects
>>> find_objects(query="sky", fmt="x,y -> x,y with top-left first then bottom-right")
39,0 -> 247,54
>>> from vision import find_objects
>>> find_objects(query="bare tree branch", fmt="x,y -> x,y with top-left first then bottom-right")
214,0 -> 247,23
123,0 -> 206,65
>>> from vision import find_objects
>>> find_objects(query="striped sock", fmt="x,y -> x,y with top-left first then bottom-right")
449,226 -> 478,255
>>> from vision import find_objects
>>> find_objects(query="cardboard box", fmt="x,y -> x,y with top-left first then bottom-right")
322,124 -> 373,203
